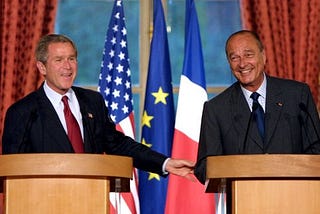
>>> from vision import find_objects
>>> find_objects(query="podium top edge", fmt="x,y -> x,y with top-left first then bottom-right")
206,154 -> 320,178
0,154 -> 133,178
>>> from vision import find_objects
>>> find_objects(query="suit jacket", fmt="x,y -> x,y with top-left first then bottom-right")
2,84 -> 167,175
195,76 -> 320,184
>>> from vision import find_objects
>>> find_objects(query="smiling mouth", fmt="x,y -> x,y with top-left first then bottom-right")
61,73 -> 72,77
239,69 -> 251,74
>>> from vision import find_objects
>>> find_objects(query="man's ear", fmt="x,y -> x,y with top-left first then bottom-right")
36,61 -> 46,75
262,49 -> 267,64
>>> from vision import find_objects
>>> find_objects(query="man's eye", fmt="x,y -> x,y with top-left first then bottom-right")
245,53 -> 254,58
230,56 -> 239,61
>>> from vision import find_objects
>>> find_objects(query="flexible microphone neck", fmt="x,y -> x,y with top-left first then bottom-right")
299,103 -> 320,153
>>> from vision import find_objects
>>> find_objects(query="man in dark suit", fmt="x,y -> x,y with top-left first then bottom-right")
195,30 -> 320,184
2,34 -> 194,178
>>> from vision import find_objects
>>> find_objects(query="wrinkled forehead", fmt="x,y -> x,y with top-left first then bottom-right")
226,33 -> 261,55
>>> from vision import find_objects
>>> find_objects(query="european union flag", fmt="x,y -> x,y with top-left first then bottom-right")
139,0 -> 174,213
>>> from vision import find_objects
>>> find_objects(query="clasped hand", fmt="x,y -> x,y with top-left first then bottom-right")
165,158 -> 195,181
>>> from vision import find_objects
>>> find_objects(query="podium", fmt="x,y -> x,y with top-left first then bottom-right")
0,154 -> 133,214
206,155 -> 320,214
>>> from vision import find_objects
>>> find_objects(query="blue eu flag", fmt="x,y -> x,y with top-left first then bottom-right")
139,0 -> 174,213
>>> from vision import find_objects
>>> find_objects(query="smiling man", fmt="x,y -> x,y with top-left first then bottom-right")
2,34 -> 195,180
194,30 -> 320,184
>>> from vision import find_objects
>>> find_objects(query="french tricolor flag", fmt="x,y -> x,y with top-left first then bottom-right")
165,0 -> 216,213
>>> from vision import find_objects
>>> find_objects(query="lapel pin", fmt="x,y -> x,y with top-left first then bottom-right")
88,113 -> 93,118
276,102 -> 283,107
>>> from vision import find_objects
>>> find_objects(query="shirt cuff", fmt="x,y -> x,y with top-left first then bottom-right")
162,158 -> 170,175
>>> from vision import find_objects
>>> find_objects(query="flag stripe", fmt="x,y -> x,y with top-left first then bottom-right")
174,75 -> 207,142
118,114 -> 135,139
98,1 -> 139,213
171,129 -> 199,159
115,116 -> 140,214
165,0 -> 215,213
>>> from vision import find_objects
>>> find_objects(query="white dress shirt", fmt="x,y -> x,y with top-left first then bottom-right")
241,73 -> 267,112
43,82 -> 84,140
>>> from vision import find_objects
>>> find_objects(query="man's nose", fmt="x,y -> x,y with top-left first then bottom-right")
238,57 -> 247,68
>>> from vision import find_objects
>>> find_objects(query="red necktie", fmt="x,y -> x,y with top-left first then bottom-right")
62,96 -> 84,153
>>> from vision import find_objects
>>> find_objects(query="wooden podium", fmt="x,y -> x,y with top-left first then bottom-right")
0,154 -> 133,214
206,155 -> 320,214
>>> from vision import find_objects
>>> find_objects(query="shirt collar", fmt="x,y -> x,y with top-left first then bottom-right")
43,81 -> 75,107
241,73 -> 267,100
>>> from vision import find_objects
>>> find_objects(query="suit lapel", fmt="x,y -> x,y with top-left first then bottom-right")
231,85 -> 249,151
231,83 -> 264,151
36,87 -> 73,152
264,77 -> 284,147
73,88 -> 97,153
81,106 -> 97,153
230,84 -> 263,151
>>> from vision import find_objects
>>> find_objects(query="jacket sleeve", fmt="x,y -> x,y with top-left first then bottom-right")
91,92 -> 168,175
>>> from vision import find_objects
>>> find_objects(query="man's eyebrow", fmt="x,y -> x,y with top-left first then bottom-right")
243,49 -> 255,53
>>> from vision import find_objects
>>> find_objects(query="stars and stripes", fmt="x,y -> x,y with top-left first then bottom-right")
98,0 -> 139,213
98,0 -> 133,125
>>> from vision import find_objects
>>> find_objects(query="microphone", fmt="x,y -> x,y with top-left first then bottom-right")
299,103 -> 320,153
242,104 -> 258,153
18,110 -> 37,153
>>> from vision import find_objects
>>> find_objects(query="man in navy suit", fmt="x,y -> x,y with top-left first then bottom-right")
2,34 -> 194,179
195,30 -> 320,184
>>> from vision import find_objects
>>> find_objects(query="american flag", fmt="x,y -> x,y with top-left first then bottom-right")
98,0 -> 139,213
